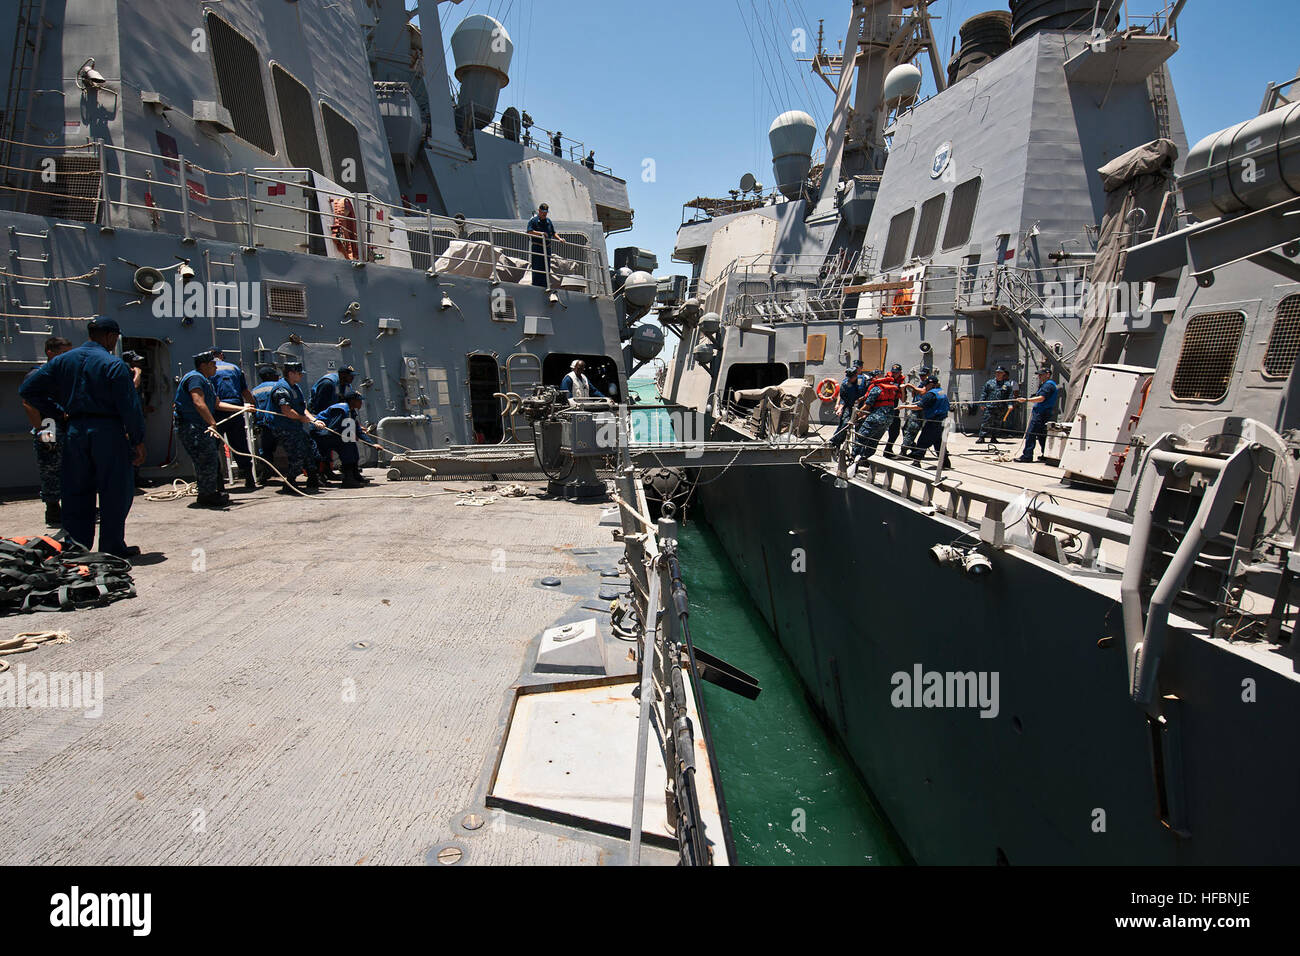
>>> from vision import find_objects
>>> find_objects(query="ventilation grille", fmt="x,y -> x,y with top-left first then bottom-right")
25,154 -> 100,221
1263,294 -> 1300,379
272,65 -> 323,173
880,208 -> 915,271
405,228 -> 456,270
1171,311 -> 1244,401
265,281 -> 308,320
208,13 -> 274,154
491,294 -> 517,323
942,176 -> 982,250
321,104 -> 368,192
912,193 -> 946,259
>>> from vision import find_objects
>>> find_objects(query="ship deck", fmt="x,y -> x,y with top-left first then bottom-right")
0,477 -> 699,866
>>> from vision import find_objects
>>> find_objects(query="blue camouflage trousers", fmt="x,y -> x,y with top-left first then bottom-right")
854,408 -> 893,457
178,421 -> 222,496
33,430 -> 64,504
276,426 -> 318,477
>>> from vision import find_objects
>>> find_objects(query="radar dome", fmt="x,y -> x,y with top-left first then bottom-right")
883,64 -> 923,109
451,15 -> 513,130
623,271 -> 658,315
768,110 -> 817,200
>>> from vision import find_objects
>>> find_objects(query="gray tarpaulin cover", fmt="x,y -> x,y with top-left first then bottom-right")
435,240 -> 577,286
1064,138 -> 1177,419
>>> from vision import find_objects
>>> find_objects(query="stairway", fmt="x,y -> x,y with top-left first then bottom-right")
1,0 -> 48,206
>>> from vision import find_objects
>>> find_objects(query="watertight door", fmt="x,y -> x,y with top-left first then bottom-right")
504,352 -> 541,442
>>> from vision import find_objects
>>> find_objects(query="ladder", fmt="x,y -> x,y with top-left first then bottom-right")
993,268 -> 1079,381
1148,65 -> 1172,141
1,0 -> 48,204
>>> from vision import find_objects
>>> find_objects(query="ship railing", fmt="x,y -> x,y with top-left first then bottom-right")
0,135 -> 604,293
612,456 -> 732,866
467,101 -> 620,178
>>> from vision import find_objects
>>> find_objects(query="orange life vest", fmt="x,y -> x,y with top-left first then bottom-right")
867,377 -> 901,409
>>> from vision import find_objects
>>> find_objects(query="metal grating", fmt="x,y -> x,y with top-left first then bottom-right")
912,193 -> 946,259
880,207 -> 915,271
1263,294 -> 1300,379
207,13 -> 275,154
942,176 -> 982,250
1171,311 -> 1244,401
265,281 -> 308,320
491,295 -> 517,323
25,154 -> 100,221
321,104 -> 368,192
272,65 -> 323,173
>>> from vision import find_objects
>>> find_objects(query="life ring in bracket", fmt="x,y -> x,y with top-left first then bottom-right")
816,378 -> 839,403
330,196 -> 359,261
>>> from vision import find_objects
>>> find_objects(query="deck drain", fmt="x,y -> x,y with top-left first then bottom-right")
540,577 -> 561,587
426,842 -> 466,866
351,641 -> 371,651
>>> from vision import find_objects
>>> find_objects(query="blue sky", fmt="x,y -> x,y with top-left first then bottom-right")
433,0 -> 1298,276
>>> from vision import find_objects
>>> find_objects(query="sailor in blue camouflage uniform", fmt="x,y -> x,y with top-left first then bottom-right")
313,393 -> 375,488
250,366 -> 280,485
830,360 -> 866,448
210,349 -> 258,489
18,317 -> 146,557
174,350 -> 254,508
20,336 -> 73,525
976,366 -> 1014,444
852,370 -> 901,460
262,360 -> 325,493
880,364 -> 908,458
899,375 -> 953,469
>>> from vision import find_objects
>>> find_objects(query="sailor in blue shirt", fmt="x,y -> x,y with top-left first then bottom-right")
210,349 -> 258,489
263,360 -> 325,493
1015,366 -> 1060,463
313,393 -> 375,488
250,366 -> 280,484
898,375 -> 952,469
308,365 -> 355,414
20,336 -> 73,526
976,366 -> 1015,444
526,203 -> 557,288
174,350 -> 254,507
18,317 -> 146,557
830,360 -> 866,448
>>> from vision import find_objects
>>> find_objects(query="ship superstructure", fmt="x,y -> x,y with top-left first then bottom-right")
654,0 -> 1300,864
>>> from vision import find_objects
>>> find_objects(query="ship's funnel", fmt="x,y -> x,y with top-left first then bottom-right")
451,14 -> 513,130
1010,0 -> 1117,46
948,11 -> 1011,84
883,64 -> 923,111
768,110 -> 817,200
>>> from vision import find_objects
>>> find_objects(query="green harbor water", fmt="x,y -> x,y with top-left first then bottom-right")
630,381 -> 904,866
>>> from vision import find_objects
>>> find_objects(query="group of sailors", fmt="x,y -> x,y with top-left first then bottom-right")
17,317 -> 377,556
830,360 -> 1060,467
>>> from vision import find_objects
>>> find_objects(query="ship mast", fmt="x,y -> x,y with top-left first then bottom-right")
813,0 -> 943,215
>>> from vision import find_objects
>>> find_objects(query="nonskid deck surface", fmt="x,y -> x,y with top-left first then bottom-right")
0,478 -> 671,865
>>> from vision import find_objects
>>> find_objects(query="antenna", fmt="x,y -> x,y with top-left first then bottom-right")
739,172 -> 757,193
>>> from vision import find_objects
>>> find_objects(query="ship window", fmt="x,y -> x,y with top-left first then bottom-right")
880,208 -> 915,271
321,104 -> 369,192
1171,311 -> 1244,402
207,13 -> 275,154
272,65 -> 323,173
942,176 -> 982,250
912,194 -> 946,259
1263,294 -> 1300,379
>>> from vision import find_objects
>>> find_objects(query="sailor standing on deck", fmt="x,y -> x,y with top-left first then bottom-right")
853,369 -> 902,460
262,361 -> 325,494
18,317 -> 146,558
830,360 -> 865,448
898,375 -> 952,469
976,366 -> 1014,445
251,366 -> 280,485
174,350 -> 254,508
210,349 -> 258,490
880,363 -> 908,458
20,336 -> 73,526
1015,366 -> 1059,463
526,203 -> 557,289
560,359 -> 605,401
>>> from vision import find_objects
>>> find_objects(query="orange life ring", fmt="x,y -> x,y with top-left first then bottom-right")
882,288 -> 914,316
816,378 -> 839,403
330,196 -> 359,261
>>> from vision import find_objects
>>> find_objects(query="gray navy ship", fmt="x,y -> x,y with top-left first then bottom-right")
0,0 -> 733,866
655,0 -> 1300,864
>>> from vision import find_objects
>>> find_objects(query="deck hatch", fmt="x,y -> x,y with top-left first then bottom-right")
1171,310 -> 1245,401
1263,294 -> 1300,379
207,13 -> 275,155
